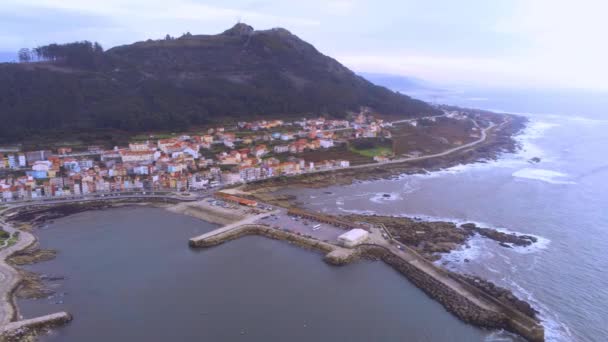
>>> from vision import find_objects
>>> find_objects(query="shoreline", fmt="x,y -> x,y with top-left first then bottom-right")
242,114 -> 527,194
0,197 -> 187,341
0,114 -> 540,341
188,219 -> 544,341
1,195 -> 545,342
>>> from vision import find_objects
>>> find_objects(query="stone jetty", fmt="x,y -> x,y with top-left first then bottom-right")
190,220 -> 545,342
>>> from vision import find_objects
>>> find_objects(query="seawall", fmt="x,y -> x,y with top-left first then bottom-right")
0,312 -> 72,342
190,224 -> 544,342
189,224 -> 362,266
357,245 -> 543,341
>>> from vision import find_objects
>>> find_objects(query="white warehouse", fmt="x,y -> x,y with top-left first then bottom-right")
338,229 -> 370,248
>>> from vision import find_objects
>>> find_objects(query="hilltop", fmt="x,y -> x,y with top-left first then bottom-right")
0,23 -> 437,142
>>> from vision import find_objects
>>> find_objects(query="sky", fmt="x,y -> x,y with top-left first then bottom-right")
1,0 -> 608,92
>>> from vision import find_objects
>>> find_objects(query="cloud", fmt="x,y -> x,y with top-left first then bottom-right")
2,0 -> 608,91
324,0 -> 356,15
4,0 -> 319,26
338,54 -> 516,85
0,0 -> 320,52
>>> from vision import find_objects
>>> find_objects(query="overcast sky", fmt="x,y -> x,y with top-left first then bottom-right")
2,0 -> 607,91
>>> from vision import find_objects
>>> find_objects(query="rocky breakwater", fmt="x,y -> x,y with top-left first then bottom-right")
455,274 -> 539,319
356,245 -> 544,342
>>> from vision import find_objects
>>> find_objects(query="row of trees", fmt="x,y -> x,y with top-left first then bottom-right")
18,41 -> 104,69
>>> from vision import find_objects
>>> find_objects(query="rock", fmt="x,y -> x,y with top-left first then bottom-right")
499,242 -> 512,248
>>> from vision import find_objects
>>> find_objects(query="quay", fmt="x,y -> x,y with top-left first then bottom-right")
189,206 -> 545,342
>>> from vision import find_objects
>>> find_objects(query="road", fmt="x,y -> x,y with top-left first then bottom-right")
0,214 -> 35,326
296,118 -> 500,176
1,191 -> 207,206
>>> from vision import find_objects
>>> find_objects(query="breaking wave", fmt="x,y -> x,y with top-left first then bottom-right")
512,168 -> 576,185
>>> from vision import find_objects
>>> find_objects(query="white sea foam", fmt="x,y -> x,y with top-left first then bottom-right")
507,279 -> 574,342
382,212 -> 550,259
391,118 -> 561,181
512,168 -> 576,185
437,234 -> 487,267
337,207 -> 377,215
566,115 -> 608,125
491,227 -> 551,254
370,192 -> 402,203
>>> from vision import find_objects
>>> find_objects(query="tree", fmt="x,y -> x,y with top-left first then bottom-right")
93,42 -> 103,54
18,48 -> 32,63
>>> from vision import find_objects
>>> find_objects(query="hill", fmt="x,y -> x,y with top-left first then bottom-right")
0,23 -> 438,142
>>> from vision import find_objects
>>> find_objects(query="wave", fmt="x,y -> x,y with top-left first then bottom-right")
340,210 -> 549,255
512,168 -> 576,185
506,280 -> 574,342
337,207 -> 377,215
369,192 -> 403,203
436,234 -> 489,267
565,115 -> 608,125
390,118 -> 560,181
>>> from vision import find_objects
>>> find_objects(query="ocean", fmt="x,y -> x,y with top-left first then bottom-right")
289,88 -> 608,341
15,87 -> 608,341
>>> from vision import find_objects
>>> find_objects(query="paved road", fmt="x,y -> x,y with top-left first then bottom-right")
0,214 -> 36,326
297,118 -> 500,176
1,192 -> 205,206
389,114 -> 446,125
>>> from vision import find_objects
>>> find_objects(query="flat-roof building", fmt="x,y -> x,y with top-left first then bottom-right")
338,229 -> 369,248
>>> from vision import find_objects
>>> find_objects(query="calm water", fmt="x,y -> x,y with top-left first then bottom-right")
288,107 -> 608,341
19,207 -> 492,341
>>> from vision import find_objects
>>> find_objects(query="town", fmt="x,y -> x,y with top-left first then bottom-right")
0,109 -> 475,202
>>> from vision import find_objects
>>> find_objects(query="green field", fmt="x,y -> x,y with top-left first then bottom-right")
348,138 -> 393,158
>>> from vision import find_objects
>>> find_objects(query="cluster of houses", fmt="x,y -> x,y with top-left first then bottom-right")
0,113 -> 394,202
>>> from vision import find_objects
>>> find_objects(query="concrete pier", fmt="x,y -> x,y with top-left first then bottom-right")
190,219 -> 545,342
0,312 -> 72,340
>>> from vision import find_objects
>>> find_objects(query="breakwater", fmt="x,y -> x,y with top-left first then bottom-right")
189,224 -> 362,265
190,223 -> 544,342
0,312 -> 72,342
357,245 -> 544,341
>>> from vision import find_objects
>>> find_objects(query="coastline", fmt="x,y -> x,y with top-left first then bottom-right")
1,193 -> 545,341
243,114 -> 527,195
0,197 -> 187,341
188,217 -> 543,341
0,113 -> 542,341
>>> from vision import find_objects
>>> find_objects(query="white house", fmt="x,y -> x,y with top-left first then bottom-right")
18,154 -> 26,168
273,145 -> 289,153
319,139 -> 334,149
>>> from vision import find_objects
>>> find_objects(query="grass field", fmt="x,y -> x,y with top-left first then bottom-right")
348,138 -> 393,158
349,145 -> 392,158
